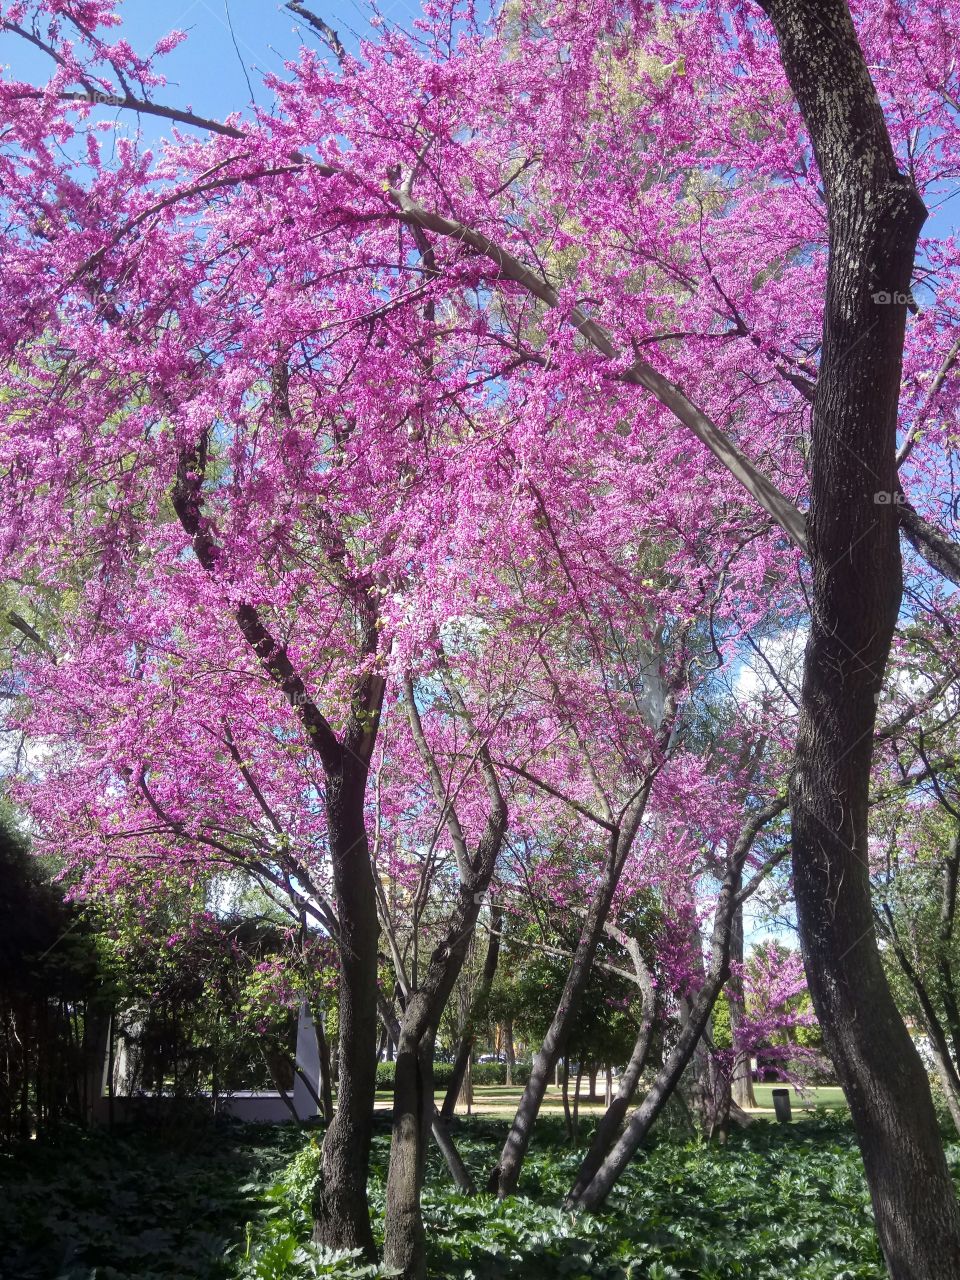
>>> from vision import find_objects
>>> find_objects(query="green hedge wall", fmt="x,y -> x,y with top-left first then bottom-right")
374,1060 -> 531,1090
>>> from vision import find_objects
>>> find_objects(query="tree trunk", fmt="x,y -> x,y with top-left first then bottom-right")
504,1021 -> 515,1087
459,1055 -> 473,1115
756,3 -> 960,1275
572,1062 -> 584,1143
568,798 -> 784,1209
931,1046 -> 960,1138
383,1035 -> 435,1279
312,768 -> 380,1258
381,725 -> 506,1280
937,828 -> 960,1065
729,901 -> 756,1110
315,1015 -> 334,1125
569,963 -> 727,1210
441,905 -> 502,1120
561,1056 -> 572,1141
568,962 -> 656,1202
488,768 -> 664,1196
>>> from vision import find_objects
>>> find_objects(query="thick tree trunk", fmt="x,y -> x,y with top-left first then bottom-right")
684,1013 -> 725,1138
312,769 -> 380,1258
383,1036 -> 435,1278
441,905 -> 503,1121
757,3 -> 960,1275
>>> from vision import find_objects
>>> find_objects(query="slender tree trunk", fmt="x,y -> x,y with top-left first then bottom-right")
931,1046 -> 960,1138
572,1062 -> 584,1143
381,706 -> 507,1280
561,1056 -> 572,1141
504,1021 -> 515,1087
754,3 -> 960,1275
568,798 -> 784,1209
441,906 -> 503,1120
937,829 -> 960,1064
729,901 -> 756,1110
81,1009 -> 109,1127
379,996 -> 475,1193
312,769 -> 380,1258
570,964 -> 728,1210
315,1015 -> 334,1125
459,1055 -> 473,1115
568,963 -> 656,1202
488,767 -> 665,1196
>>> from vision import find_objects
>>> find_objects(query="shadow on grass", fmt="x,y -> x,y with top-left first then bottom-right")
0,1111 -> 305,1280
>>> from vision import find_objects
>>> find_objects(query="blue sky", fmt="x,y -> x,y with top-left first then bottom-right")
5,0 -> 955,238
5,1 -> 421,139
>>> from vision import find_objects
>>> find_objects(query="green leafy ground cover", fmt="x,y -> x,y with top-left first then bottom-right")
2,1109 -> 955,1280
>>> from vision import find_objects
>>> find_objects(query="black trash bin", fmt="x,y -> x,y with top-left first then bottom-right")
772,1087 -> 792,1123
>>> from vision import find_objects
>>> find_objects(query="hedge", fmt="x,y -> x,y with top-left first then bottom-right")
374,1060 -> 531,1090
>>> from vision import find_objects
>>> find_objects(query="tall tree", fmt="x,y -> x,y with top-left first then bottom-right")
753,0 -> 960,1272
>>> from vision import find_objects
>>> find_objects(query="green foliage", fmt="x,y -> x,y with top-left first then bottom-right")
3,1111 -> 949,1279
490,921 -> 644,1072
0,1120 -> 300,1279
711,996 -> 732,1051
239,1112 -> 900,1279
375,1060 -> 453,1089
0,806 -> 106,1142
374,1060 -> 531,1090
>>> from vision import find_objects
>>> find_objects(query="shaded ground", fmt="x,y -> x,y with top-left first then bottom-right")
0,1103 -> 938,1280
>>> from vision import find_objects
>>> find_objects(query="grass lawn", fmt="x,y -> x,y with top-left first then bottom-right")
750,1084 -> 848,1115
0,1101 -> 933,1280
376,1082 -> 850,1118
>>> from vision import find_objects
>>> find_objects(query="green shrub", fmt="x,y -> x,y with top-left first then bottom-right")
470,1062 -> 505,1086
375,1061 -> 456,1090
374,1060 -> 529,1090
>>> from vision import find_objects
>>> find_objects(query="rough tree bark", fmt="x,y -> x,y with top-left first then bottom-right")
488,803 -> 648,1194
936,827 -> 960,1064
312,764 -> 381,1255
756,2 -> 960,1274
